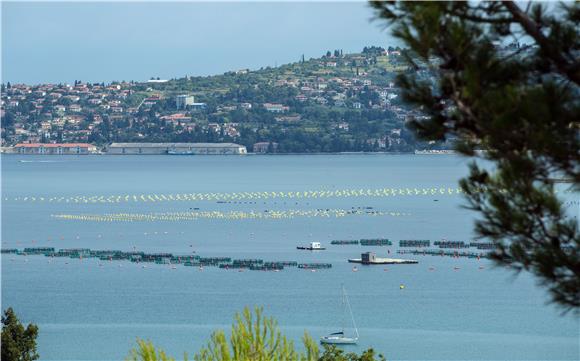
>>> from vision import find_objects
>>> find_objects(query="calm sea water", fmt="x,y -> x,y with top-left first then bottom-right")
1,154 -> 578,361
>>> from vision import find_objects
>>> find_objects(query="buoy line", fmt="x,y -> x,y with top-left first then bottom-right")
51,208 -> 411,222
8,186 -> 467,204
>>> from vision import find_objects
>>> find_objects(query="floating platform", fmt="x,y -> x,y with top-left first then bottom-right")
434,241 -> 469,249
399,240 -> 430,248
348,257 -> 418,265
360,239 -> 392,246
331,240 -> 359,245
298,263 -> 332,269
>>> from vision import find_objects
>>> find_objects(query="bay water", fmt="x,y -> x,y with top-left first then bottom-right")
2,154 -> 578,360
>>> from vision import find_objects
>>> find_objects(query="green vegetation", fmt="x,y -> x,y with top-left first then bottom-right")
319,346 -> 385,361
1,308 -> 39,361
127,340 -> 176,361
126,307 -> 385,361
193,307 -> 318,361
371,1 -> 580,312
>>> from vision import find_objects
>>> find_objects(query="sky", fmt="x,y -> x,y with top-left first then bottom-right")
1,1 -> 397,84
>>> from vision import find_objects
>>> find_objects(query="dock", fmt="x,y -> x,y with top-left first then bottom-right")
348,252 -> 417,265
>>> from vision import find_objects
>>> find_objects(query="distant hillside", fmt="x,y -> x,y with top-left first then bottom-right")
1,46 -> 452,153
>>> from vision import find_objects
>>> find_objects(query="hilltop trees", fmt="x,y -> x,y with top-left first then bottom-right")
370,1 -> 580,311
1,308 -> 39,361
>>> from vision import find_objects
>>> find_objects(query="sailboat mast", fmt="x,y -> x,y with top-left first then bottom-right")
341,284 -> 346,334
344,286 -> 359,338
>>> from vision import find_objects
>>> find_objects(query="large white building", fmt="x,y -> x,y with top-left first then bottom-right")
107,143 -> 247,155
175,95 -> 194,109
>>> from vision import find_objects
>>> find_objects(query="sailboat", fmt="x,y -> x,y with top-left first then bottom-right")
320,285 -> 359,345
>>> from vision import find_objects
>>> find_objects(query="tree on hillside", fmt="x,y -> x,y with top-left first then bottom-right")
370,1 -> 580,312
1,308 -> 39,361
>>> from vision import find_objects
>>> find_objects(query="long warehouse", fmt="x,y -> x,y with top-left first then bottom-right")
107,143 -> 247,155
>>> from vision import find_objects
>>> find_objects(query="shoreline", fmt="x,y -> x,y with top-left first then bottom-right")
1,151 -> 459,156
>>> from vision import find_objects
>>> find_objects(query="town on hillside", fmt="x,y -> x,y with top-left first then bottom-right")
0,44 -> 528,154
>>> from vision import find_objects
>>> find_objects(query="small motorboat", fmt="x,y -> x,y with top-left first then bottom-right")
297,242 -> 326,250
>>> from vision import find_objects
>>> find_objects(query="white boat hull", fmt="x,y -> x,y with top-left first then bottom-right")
320,336 -> 358,345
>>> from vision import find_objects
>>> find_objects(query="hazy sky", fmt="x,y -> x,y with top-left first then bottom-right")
1,1 -> 397,84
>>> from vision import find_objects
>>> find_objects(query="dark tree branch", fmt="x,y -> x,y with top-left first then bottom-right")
502,1 -> 580,85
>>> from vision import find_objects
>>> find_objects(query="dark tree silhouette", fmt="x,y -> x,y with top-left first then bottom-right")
1,308 -> 39,361
370,1 -> 579,312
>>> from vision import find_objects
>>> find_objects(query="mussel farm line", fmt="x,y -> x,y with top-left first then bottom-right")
50,209 -> 411,222
1,248 -> 332,271
9,186 -> 468,204
397,249 -> 491,259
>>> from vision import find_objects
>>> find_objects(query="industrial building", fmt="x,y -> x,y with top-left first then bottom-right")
14,143 -> 97,155
106,143 -> 247,155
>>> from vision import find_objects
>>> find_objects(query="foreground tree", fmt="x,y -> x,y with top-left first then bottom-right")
1,308 -> 39,361
127,307 -> 318,361
127,307 -> 385,361
319,345 -> 385,361
370,1 -> 579,312
127,340 -> 177,361
193,307 -> 318,361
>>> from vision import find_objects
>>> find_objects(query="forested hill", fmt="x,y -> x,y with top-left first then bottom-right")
1,46 -> 449,153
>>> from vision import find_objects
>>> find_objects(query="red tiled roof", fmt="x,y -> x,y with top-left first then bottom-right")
15,143 -> 94,148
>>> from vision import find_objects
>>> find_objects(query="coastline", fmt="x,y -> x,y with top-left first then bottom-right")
1,150 -> 460,156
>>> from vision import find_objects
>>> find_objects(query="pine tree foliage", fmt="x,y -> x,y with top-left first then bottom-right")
1,308 -> 39,361
193,307 -> 318,361
126,340 -> 177,361
370,1 -> 579,312
319,345 -> 386,361
127,307 -> 320,361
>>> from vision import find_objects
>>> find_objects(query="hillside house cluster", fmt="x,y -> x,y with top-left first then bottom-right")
0,44 -> 499,152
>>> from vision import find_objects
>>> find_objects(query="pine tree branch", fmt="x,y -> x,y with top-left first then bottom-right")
502,1 -> 580,85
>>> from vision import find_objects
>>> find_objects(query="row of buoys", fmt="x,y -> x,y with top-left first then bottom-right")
50,209 -> 411,222
6,186 -> 467,204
